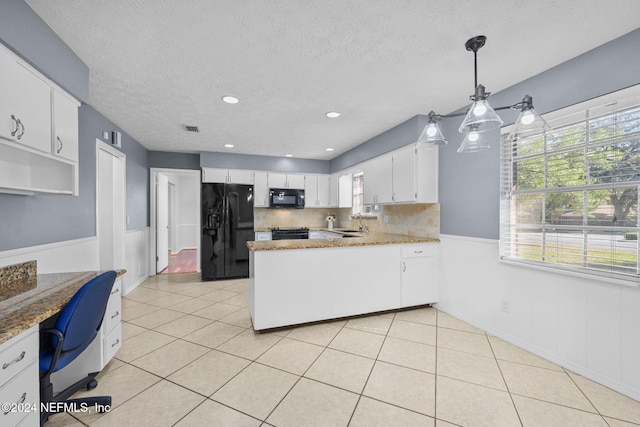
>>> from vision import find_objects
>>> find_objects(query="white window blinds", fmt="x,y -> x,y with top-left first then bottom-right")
500,93 -> 640,283
352,171 -> 364,215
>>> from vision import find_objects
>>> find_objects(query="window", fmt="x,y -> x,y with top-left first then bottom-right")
352,171 -> 364,216
500,90 -> 640,283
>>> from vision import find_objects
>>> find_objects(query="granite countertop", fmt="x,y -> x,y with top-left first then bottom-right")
0,269 -> 126,345
247,230 -> 439,251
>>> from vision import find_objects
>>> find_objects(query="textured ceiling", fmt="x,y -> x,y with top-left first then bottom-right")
25,0 -> 640,160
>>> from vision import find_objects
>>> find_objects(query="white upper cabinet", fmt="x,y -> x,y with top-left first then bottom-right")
338,173 -> 353,208
392,145 -> 416,203
304,174 -> 332,207
52,89 -> 79,162
0,49 -> 51,153
359,143 -> 438,206
363,154 -> 393,205
253,171 -> 269,207
268,172 -> 304,189
0,43 -> 80,196
202,168 -> 254,184
329,173 -> 339,207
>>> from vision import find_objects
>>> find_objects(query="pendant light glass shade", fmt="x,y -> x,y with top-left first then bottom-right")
457,126 -> 490,153
507,95 -> 551,142
458,85 -> 503,133
416,111 -> 447,145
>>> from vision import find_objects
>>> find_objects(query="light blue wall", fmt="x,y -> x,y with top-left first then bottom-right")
438,27 -> 640,239
0,1 -> 150,251
200,151 -> 330,174
0,0 -> 89,102
330,116 -> 427,173
149,151 -> 201,170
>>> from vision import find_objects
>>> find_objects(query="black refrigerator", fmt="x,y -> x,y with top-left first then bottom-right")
201,183 -> 254,280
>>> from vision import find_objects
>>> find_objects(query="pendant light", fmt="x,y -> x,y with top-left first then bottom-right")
416,35 -> 550,152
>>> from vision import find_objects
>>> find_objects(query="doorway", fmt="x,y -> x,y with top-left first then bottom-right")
150,168 -> 201,275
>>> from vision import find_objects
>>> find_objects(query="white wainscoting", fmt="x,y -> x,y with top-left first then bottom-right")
0,237 -> 98,273
435,234 -> 640,401
124,228 -> 150,296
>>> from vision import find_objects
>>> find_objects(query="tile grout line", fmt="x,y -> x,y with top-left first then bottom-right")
487,332 -> 525,427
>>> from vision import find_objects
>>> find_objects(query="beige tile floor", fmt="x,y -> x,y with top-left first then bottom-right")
45,273 -> 640,427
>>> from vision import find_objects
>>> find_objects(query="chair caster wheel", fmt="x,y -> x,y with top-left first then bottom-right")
87,379 -> 98,390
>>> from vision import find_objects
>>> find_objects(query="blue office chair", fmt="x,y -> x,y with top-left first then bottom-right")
39,270 -> 117,426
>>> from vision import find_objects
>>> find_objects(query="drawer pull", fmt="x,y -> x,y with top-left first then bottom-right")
2,351 -> 25,369
111,339 -> 120,348
414,250 -> 423,254
111,287 -> 120,295
111,310 -> 120,319
3,393 -> 26,415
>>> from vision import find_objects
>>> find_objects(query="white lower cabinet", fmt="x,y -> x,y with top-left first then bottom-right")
0,326 -> 39,427
401,244 -> 437,307
250,243 -> 437,330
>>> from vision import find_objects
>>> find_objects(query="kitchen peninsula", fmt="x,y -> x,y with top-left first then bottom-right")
247,231 -> 439,330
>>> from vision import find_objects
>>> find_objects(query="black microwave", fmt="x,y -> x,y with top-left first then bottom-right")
269,188 -> 305,209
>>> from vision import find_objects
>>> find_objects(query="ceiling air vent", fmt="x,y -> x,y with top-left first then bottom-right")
184,125 -> 199,133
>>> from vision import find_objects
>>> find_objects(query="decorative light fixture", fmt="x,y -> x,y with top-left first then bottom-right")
417,35 -> 550,152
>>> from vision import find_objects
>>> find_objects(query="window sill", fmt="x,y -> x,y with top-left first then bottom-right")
499,257 -> 639,288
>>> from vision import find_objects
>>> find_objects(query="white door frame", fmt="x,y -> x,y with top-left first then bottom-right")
95,139 -> 126,271
150,168 -> 201,276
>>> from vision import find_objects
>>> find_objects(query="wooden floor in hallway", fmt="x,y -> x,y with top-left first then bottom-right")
161,249 -> 197,274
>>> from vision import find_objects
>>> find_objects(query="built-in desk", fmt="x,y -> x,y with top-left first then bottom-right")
0,262 -> 125,427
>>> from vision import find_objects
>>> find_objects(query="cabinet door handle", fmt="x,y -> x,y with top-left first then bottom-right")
2,351 -> 25,369
112,338 -> 120,347
17,118 -> 25,140
414,250 -> 423,254
56,136 -> 63,153
111,287 -> 120,295
2,393 -> 26,415
10,115 -> 19,137
111,310 -> 120,319
403,261 -> 406,272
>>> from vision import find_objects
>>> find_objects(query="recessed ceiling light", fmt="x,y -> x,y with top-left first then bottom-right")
326,111 -> 341,118
285,154 -> 293,157
224,144 -> 234,148
325,147 -> 334,152
222,96 -> 239,104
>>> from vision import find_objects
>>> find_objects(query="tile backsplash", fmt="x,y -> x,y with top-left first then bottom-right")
255,204 -> 439,238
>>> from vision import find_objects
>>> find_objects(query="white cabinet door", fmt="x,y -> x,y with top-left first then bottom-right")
287,173 -> 305,189
392,145 -> 416,203
364,155 -> 392,205
416,145 -> 438,203
338,173 -> 352,208
329,173 -> 338,207
1,59 -> 51,154
52,89 -> 79,162
228,168 -> 254,184
305,175 -> 319,207
268,172 -> 287,188
202,168 -> 229,183
253,172 -> 269,207
401,246 -> 437,307
317,174 -> 331,207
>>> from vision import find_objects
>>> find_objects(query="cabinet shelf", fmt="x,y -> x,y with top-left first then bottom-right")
0,138 -> 77,195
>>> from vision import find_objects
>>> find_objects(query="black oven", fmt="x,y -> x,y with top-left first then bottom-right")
269,188 -> 305,209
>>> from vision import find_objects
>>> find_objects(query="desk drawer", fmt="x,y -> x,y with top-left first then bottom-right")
0,361 -> 38,427
103,285 -> 122,334
103,323 -> 121,363
0,327 -> 38,388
